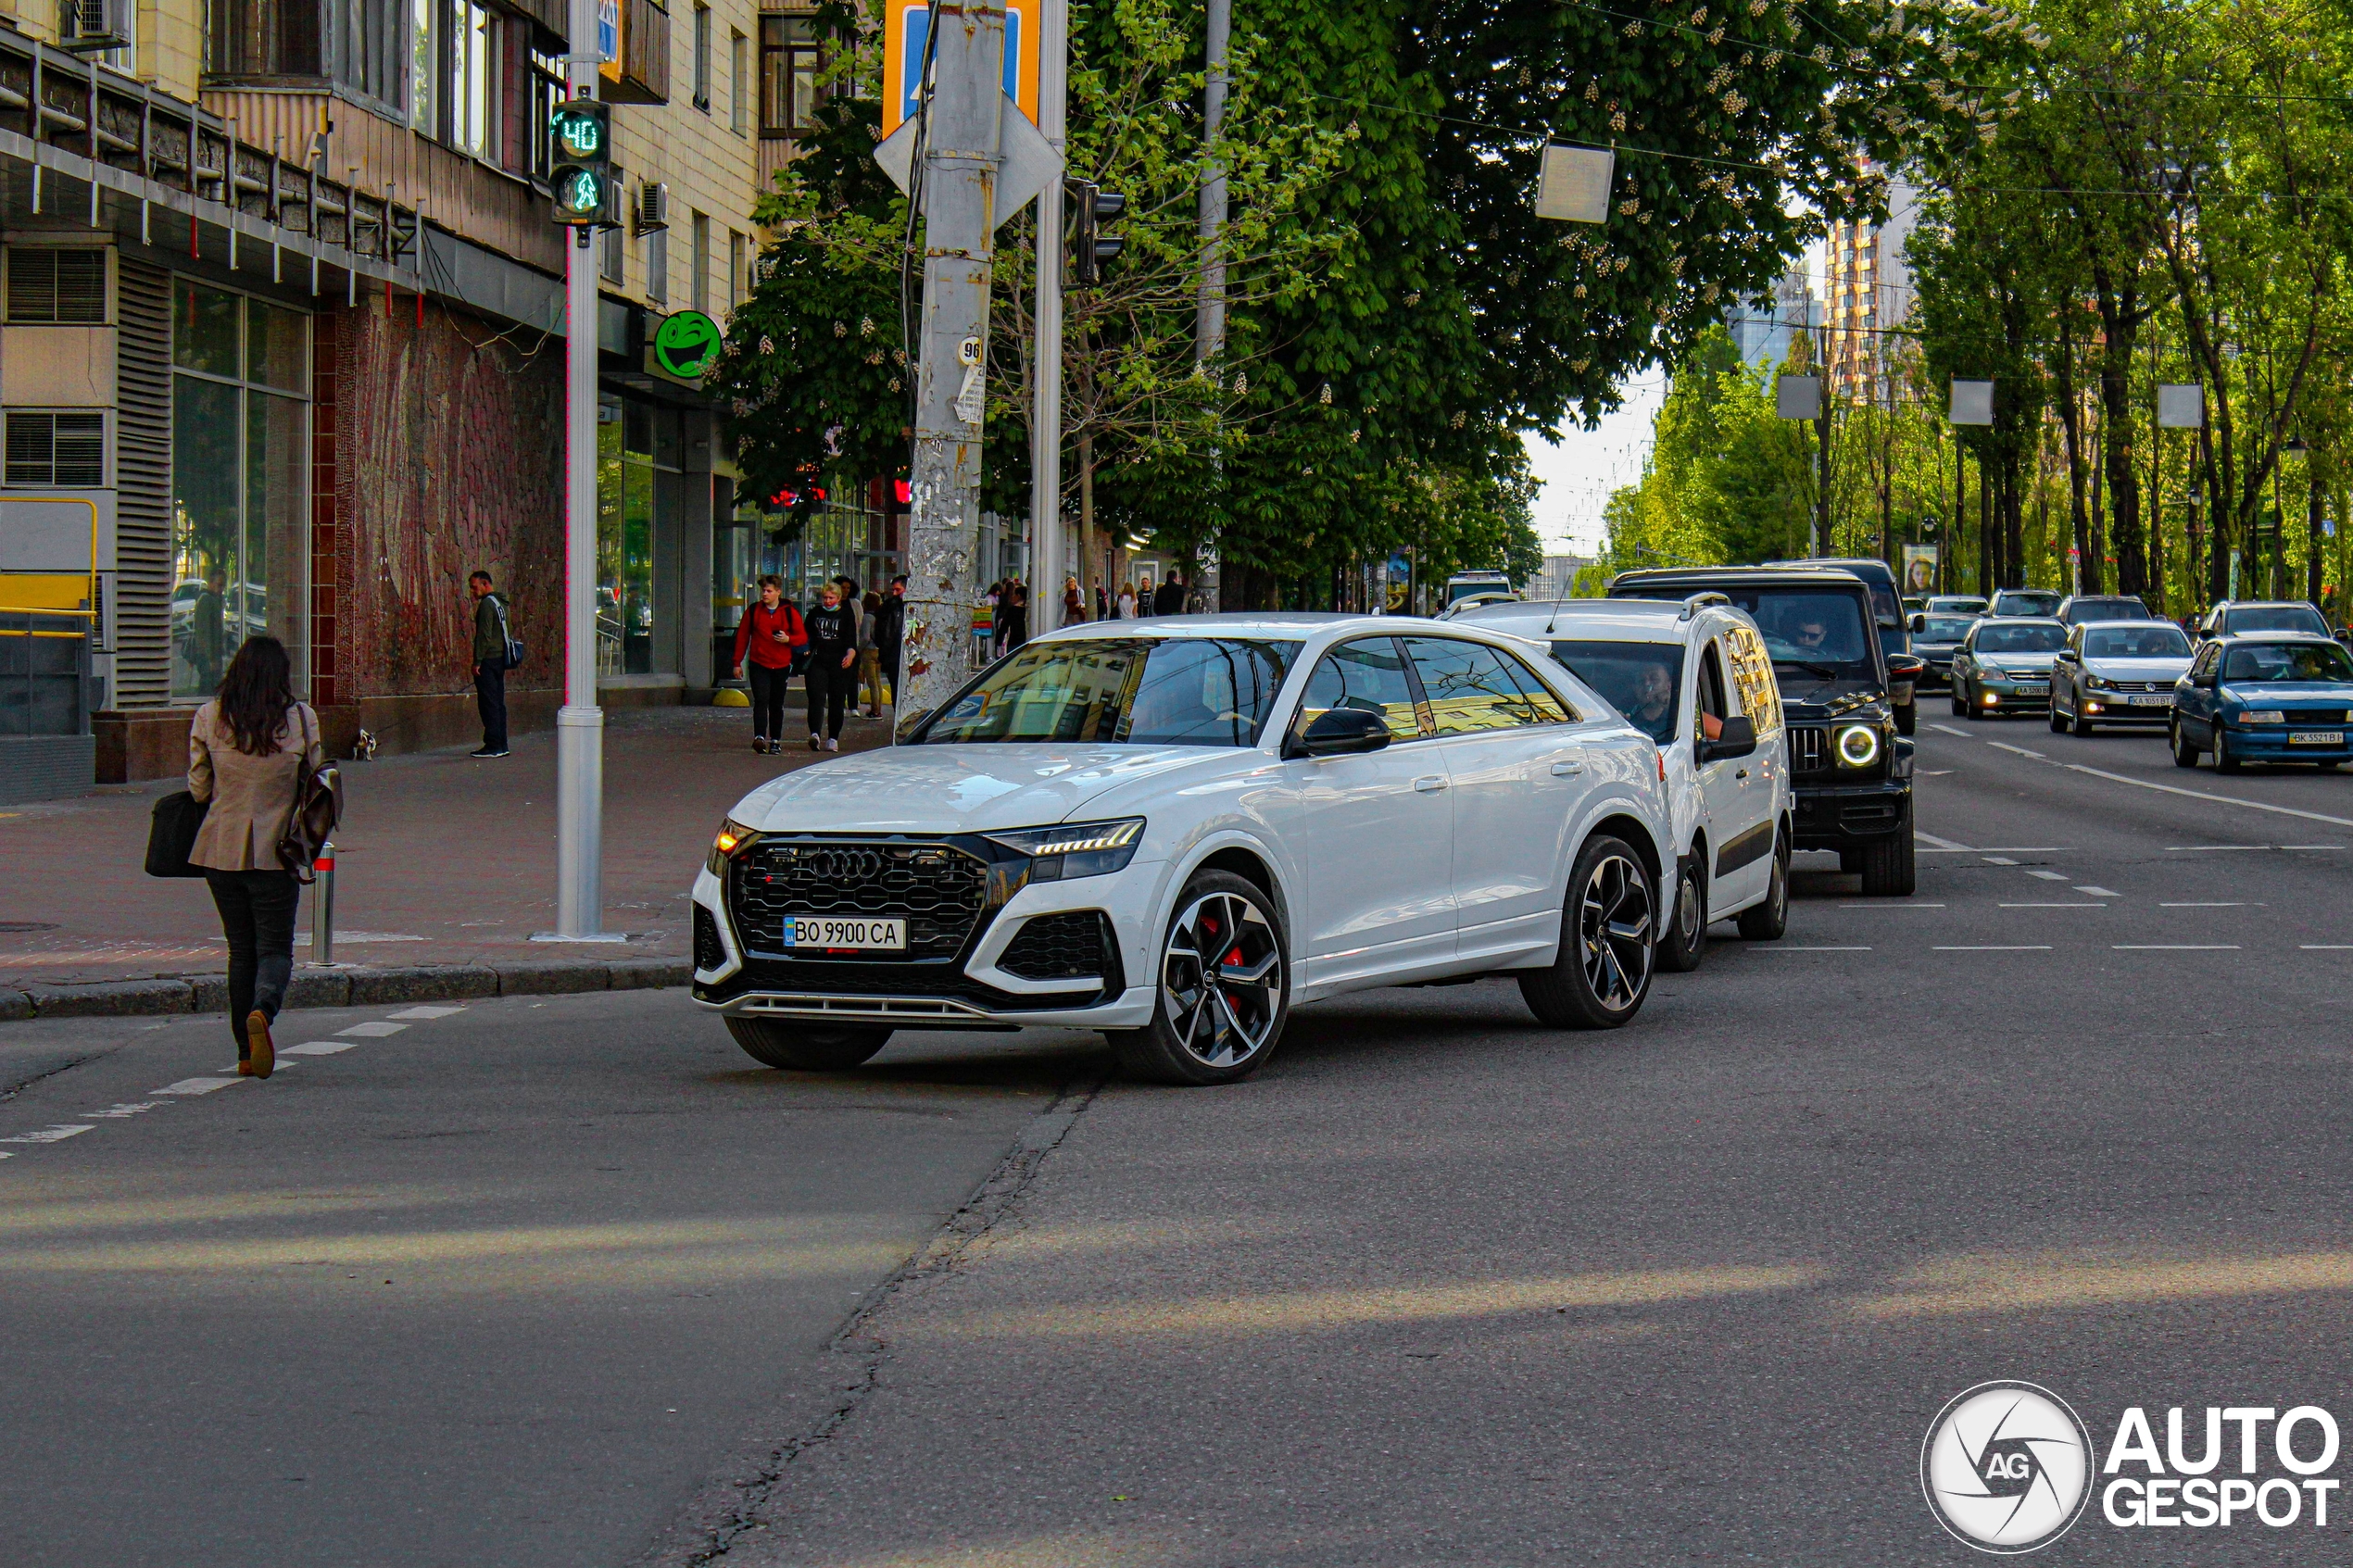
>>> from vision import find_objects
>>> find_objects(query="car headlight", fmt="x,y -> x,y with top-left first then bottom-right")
2085,674 -> 2115,691
2236,709 -> 2286,725
1835,723 -> 1881,768
707,817 -> 759,875
987,817 -> 1147,881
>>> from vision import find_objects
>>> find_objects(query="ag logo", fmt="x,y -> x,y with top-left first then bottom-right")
654,309 -> 724,380
1921,1382 -> 2093,1553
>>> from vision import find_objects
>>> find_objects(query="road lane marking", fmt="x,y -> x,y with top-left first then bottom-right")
2302,945 -> 2353,950
80,1103 -> 162,1118
1839,903 -> 1945,908
283,1041 -> 359,1056
0,1124 -> 94,1144
1982,856 -> 2020,866
1750,946 -> 1872,951
2064,764 -> 2353,828
2001,903 -> 2103,909
336,1022 -> 409,1037
1982,847 -> 2069,852
1929,723 -> 1973,737
388,1006 -> 466,1021
2162,902 -> 2249,908
1988,743 -> 2049,759
2114,945 -> 2241,951
2075,886 -> 2122,897
2026,869 -> 2069,881
1935,946 -> 2053,951
1917,831 -> 1976,851
154,1076 -> 245,1096
2167,844 -> 2342,852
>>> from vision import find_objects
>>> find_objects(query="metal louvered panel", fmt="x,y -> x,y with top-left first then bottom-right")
54,414 -> 105,487
56,251 -> 107,323
111,260 -> 173,710
6,249 -> 54,321
4,412 -> 49,483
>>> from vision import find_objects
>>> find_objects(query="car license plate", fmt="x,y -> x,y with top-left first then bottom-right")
2018,684 -> 2048,696
2128,694 -> 2170,707
2288,731 -> 2346,746
781,916 -> 907,950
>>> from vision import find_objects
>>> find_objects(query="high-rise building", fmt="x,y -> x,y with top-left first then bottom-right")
1822,170 -> 1920,400
1724,264 -> 1817,371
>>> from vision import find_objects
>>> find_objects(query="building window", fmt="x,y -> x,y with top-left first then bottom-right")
5,411 -> 106,486
170,280 -> 310,702
409,0 -> 434,132
335,0 -> 403,105
729,29 -> 747,134
690,212 -> 710,313
208,0 -> 321,75
647,226 -> 668,303
692,3 -> 711,110
529,47 -> 566,182
598,226 -> 624,285
6,249 -> 108,323
759,15 -> 817,137
726,230 -> 744,316
444,0 -> 498,158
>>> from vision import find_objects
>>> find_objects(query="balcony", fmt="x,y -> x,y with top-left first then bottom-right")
600,0 -> 671,105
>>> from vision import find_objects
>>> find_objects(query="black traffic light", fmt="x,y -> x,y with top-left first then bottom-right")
549,95 -> 613,226
1067,179 -> 1126,286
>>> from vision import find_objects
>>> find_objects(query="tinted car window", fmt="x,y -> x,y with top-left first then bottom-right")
1992,590 -> 2064,617
2065,597 -> 2150,622
2083,625 -> 2190,659
1919,616 -> 1976,641
2222,643 -> 2353,684
1298,637 -> 1423,742
919,636 -> 1300,746
2224,605 -> 2330,637
1727,589 -> 1873,670
1972,623 -> 2067,654
1493,652 -> 1576,723
1548,639 -> 1684,744
1403,637 -> 1554,734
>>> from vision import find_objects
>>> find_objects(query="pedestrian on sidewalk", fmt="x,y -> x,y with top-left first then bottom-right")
730,574 -> 806,754
803,581 -> 858,751
875,575 -> 906,712
187,634 -> 324,1081
1116,581 -> 1138,621
1154,570 -> 1188,616
1001,580 -> 1030,651
468,571 -> 514,759
857,589 -> 885,717
1063,574 -> 1084,625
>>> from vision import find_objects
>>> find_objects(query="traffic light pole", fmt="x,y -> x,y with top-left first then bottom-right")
1028,0 -> 1066,622
898,0 -> 1009,723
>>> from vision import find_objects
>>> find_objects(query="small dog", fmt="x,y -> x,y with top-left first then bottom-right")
353,729 -> 380,762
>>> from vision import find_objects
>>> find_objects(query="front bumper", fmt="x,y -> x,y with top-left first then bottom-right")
1793,778 -> 1910,849
2218,726 -> 2353,762
1967,682 -> 2050,713
2076,694 -> 2174,724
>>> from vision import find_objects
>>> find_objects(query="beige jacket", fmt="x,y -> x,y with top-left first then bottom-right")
187,701 -> 325,872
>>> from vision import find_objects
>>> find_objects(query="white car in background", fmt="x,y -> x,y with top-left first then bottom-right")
691,614 -> 1675,1085
1461,596 -> 1795,970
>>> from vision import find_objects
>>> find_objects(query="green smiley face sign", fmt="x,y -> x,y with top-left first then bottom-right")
653,310 -> 724,379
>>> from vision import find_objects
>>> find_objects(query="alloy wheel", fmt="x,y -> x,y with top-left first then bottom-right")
1579,851 -> 1655,1011
1161,890 -> 1283,1069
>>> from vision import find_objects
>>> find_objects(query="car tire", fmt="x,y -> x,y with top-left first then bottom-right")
1108,870 -> 1289,1085
724,1017 -> 892,1072
1894,702 -> 1917,737
2073,704 -> 2095,736
2171,721 -> 2200,768
2215,728 -> 2243,772
1656,854 -> 1707,973
1735,829 -> 1791,941
1964,686 -> 1987,720
1857,828 -> 1916,897
1519,834 -> 1656,1030
2048,700 -> 2068,734
1950,688 -> 1968,717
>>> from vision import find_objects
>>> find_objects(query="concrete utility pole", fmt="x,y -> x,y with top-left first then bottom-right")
1197,0 -> 1227,607
551,0 -> 612,940
1029,0 -> 1067,621
899,0 -> 1010,721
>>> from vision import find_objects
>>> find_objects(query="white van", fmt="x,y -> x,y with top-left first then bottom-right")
1462,596 -> 1796,969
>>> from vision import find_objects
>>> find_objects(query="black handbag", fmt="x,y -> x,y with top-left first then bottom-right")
145,791 -> 210,878
277,708 -> 343,884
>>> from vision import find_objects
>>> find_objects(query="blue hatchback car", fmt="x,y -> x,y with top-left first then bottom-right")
2171,634 -> 2353,771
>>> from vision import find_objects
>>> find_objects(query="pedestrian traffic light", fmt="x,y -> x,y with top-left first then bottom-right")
549,96 -> 613,227
1066,180 -> 1126,286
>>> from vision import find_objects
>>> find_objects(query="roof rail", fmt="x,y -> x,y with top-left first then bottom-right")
1678,591 -> 1731,620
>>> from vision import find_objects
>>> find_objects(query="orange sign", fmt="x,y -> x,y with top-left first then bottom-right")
879,2 -> 1039,136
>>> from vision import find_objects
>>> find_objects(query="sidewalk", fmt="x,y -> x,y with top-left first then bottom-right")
0,705 -> 895,1017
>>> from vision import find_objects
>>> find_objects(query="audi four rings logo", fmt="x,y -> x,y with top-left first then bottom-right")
1922,1382 -> 2094,1553
794,848 -> 884,880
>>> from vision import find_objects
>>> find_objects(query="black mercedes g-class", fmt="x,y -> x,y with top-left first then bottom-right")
1608,566 -> 1923,896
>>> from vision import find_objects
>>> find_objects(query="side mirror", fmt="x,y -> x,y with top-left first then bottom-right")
1290,706 -> 1392,758
1699,713 -> 1757,762
1907,613 -> 1926,633
2056,648 -> 2078,663
1885,653 -> 1928,681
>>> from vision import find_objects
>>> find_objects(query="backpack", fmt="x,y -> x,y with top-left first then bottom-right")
492,595 -> 524,667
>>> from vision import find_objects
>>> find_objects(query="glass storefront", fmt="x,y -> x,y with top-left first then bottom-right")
170,280 -> 309,701
708,477 -> 900,681
598,395 -> 680,677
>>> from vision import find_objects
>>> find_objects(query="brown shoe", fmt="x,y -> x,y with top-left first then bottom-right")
237,1058 -> 256,1076
245,1010 -> 275,1079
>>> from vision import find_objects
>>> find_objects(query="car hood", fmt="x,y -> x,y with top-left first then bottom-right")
1975,653 -> 2058,674
2084,658 -> 2191,681
726,743 -> 1244,835
2219,683 -> 2353,702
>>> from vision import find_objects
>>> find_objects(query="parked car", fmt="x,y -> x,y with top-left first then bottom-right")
1906,612 -> 1979,691
1438,589 -> 1521,619
691,616 -> 1677,1085
2170,634 -> 2353,771
1767,557 -> 1916,734
2195,599 -> 2332,644
1608,567 -> 1919,895
1926,595 -> 1989,617
1461,596 -> 1796,970
1951,618 -> 2067,718
2056,594 -> 2152,626
1987,587 -> 2065,619
2048,621 -> 2193,734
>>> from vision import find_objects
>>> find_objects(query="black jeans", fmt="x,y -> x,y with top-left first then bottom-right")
747,662 -> 791,742
206,869 -> 300,1055
806,655 -> 851,739
474,655 -> 509,750
879,643 -> 901,708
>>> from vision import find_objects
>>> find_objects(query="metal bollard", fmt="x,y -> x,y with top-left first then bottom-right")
311,840 -> 335,966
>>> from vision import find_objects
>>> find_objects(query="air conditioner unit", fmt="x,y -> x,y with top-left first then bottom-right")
58,0 -> 131,53
634,182 -> 668,234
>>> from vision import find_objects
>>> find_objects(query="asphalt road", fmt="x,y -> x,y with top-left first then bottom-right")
13,717 -> 2353,1564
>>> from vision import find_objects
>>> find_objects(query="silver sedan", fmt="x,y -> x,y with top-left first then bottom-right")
2049,620 -> 2195,734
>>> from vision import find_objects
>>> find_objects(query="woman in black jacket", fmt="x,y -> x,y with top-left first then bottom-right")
802,582 -> 858,751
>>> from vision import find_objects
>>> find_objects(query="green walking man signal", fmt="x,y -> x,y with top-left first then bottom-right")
549,97 -> 615,227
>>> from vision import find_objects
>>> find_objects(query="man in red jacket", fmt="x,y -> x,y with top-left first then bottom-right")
731,575 -> 807,754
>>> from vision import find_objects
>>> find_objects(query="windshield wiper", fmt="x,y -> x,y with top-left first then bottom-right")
1776,659 -> 1846,681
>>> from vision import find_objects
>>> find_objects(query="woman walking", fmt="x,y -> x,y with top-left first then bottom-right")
803,581 -> 858,750
1001,581 -> 1030,651
730,575 -> 807,754
1116,581 -> 1138,621
1063,574 -> 1084,626
857,589 -> 885,718
187,635 -> 324,1080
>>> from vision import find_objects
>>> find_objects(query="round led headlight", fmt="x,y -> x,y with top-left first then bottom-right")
1835,722 -> 1881,767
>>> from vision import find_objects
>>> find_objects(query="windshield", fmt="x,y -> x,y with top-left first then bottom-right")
2222,642 -> 2353,684
1929,596 -> 1986,613
1973,623 -> 2067,654
1919,617 -> 1976,642
917,636 -> 1302,746
2084,625 -> 2190,659
2224,605 -> 2329,637
2068,597 -> 2149,622
1715,588 -> 1874,673
1994,591 -> 2063,616
1548,640 -> 1685,744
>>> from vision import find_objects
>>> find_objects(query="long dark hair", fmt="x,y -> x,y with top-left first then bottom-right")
217,635 -> 297,757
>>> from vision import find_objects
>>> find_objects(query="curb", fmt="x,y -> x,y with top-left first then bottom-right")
3,957 -> 693,1022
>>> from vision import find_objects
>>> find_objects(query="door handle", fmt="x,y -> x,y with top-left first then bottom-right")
1550,759 -> 1584,776
1414,775 -> 1447,793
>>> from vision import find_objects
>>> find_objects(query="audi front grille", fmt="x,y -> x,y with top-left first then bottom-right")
729,839 -> 991,960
